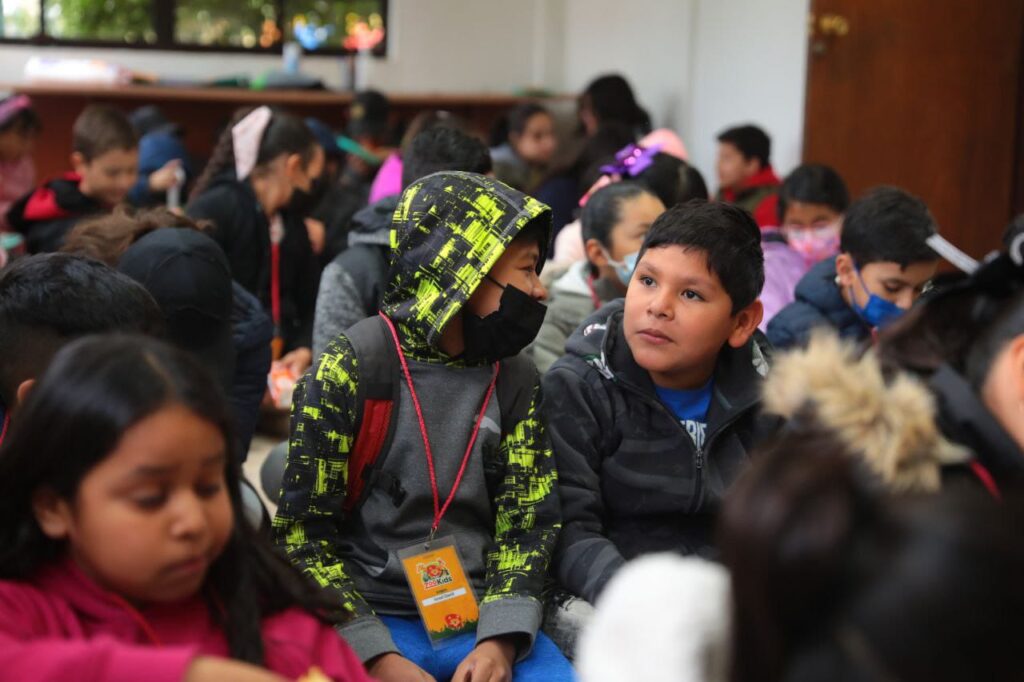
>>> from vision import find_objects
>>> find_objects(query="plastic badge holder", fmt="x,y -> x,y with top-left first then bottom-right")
398,536 -> 480,649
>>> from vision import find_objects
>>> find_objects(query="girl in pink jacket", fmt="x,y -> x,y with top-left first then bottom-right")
0,335 -> 373,682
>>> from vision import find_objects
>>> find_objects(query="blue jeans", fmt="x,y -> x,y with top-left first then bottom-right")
380,615 -> 576,681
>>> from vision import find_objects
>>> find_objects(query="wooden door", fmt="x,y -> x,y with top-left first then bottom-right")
803,0 -> 1024,258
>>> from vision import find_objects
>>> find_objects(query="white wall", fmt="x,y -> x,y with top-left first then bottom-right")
685,0 -> 810,189
0,0 -> 809,185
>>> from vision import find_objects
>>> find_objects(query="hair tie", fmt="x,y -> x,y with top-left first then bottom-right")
232,106 -> 273,181
599,142 -> 663,178
0,95 -> 31,129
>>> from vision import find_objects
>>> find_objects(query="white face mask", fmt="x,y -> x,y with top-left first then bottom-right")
604,249 -> 640,285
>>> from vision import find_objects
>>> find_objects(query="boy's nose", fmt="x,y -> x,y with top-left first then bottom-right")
648,289 -> 674,318
532,280 -> 548,302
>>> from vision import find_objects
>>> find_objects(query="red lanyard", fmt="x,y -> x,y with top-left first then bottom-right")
269,215 -> 284,331
380,314 -> 499,537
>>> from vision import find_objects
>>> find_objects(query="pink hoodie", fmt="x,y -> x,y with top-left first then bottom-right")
0,558 -> 373,682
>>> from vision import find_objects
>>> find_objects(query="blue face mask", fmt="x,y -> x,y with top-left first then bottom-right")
850,267 -> 905,329
606,250 -> 639,286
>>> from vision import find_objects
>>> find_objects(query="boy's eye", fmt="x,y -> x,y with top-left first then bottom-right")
639,276 -> 655,287
883,284 -> 903,295
133,491 -> 167,510
196,482 -> 223,499
682,290 -> 704,301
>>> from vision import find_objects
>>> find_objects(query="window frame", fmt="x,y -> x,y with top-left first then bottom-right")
0,0 -> 388,56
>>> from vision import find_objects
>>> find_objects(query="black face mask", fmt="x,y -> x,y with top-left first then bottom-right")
462,277 -> 547,364
288,175 -> 327,214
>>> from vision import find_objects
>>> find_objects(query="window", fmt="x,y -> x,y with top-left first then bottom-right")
0,0 -> 387,54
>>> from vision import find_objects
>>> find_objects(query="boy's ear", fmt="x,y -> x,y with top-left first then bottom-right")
32,488 -> 73,540
742,156 -> 763,178
69,152 -> 88,175
16,378 -> 35,406
585,238 -> 610,268
835,252 -> 856,289
728,299 -> 764,349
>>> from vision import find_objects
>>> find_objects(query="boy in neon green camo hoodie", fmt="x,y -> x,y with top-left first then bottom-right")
273,171 -> 572,681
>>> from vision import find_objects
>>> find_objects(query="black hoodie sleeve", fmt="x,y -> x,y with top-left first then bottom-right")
542,363 -> 627,604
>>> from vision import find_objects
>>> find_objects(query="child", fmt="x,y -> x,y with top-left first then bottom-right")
0,335 -> 371,681
759,164 -> 851,329
714,124 -> 780,228
490,103 -> 557,191
0,94 -> 40,231
188,107 -> 324,375
542,200 -> 770,653
312,126 -> 491,358
533,182 -> 665,372
0,253 -> 163,447
776,163 -> 850,266
722,437 -> 1024,682
7,104 -> 138,254
767,186 -> 939,350
62,208 -> 272,458
274,171 -> 572,681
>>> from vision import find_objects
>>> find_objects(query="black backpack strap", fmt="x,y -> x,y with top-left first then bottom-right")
343,315 -> 404,512
495,352 -> 541,437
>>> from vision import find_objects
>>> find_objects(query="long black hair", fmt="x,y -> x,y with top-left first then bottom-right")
0,335 -> 349,664
189,107 -> 317,201
720,433 -> 1024,682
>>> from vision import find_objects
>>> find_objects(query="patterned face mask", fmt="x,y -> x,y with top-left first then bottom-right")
783,222 -> 841,268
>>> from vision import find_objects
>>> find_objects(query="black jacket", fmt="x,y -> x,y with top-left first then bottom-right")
188,174 -> 320,351
6,174 -> 105,253
542,300 -> 772,603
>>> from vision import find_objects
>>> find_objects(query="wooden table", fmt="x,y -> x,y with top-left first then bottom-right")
8,83 -> 570,180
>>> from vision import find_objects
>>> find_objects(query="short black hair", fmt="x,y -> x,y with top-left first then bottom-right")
402,127 -> 492,189
72,104 -> 138,161
840,186 -> 938,267
0,254 -> 164,406
717,124 -> 771,168
777,164 -> 850,223
582,181 -> 654,247
639,200 -> 764,312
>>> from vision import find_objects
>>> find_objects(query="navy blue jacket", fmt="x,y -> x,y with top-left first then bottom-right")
767,257 -> 870,350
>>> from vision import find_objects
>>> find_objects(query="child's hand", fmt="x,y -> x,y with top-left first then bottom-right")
148,159 -> 183,192
451,637 -> 516,682
305,218 -> 326,255
367,652 -> 437,681
184,656 -> 288,682
280,347 -> 313,376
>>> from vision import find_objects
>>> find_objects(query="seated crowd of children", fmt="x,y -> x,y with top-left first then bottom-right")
0,72 -> 1022,682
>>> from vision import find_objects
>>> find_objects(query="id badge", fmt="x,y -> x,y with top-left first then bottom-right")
397,536 -> 479,648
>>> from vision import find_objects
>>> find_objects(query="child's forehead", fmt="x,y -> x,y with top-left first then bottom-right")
639,245 -> 720,283
88,147 -> 138,166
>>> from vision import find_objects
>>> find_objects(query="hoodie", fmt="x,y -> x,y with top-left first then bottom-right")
274,172 -> 560,662
766,256 -> 870,350
188,173 -> 320,351
715,166 -> 780,229
6,173 -> 106,253
543,300 -> 772,605
311,195 -> 398,358
0,557 -> 370,682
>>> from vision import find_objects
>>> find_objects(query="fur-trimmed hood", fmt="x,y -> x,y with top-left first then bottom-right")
763,331 -> 969,492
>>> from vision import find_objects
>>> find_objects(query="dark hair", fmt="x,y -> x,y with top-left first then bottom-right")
721,437 -> 1024,682
489,103 -> 551,148
840,186 -> 938,267
0,254 -> 164,406
639,200 -> 764,312
511,217 -> 551,265
0,103 -> 41,137
72,105 -> 138,161
399,110 -> 467,156
190,107 -> 317,200
717,125 -> 771,168
581,74 -> 650,134
0,335 -> 349,663
63,206 -> 212,267
581,152 -> 709,209
401,126 -> 492,189
582,182 -> 656,246
777,164 -> 850,223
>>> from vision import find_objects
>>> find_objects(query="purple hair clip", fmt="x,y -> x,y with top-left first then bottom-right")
599,142 -> 664,178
